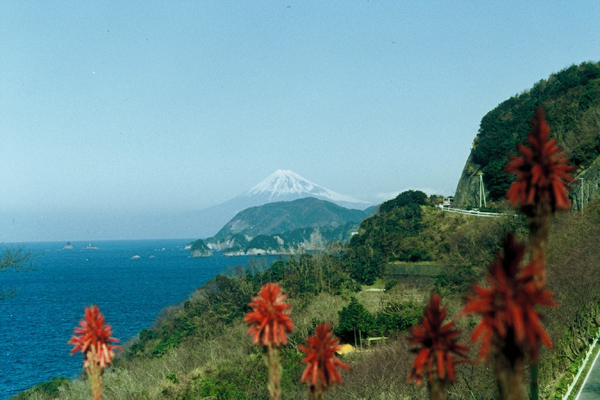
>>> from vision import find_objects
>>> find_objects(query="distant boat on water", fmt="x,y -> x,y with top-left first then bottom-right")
63,242 -> 73,250
131,255 -> 141,260
84,244 -> 99,250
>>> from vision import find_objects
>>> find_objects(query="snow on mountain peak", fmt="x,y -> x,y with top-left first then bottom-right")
244,170 -> 366,205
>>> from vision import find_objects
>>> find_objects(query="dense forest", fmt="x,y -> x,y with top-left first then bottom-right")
471,61 -> 600,199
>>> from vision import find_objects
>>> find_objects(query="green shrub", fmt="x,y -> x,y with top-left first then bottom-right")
384,279 -> 398,292
151,335 -> 181,357
11,377 -> 69,399
165,372 -> 178,384
186,351 -> 303,400
379,190 -> 428,213
337,297 -> 374,345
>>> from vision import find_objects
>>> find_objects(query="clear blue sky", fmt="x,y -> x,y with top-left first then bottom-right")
2,1 -> 600,241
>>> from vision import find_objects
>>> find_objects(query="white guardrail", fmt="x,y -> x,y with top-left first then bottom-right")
438,206 -> 508,218
564,329 -> 600,399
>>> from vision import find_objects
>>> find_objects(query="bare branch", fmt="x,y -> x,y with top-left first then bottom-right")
0,245 -> 35,272
0,245 -> 35,300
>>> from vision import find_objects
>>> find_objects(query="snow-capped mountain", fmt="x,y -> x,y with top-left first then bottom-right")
242,170 -> 367,207
186,170 -> 371,238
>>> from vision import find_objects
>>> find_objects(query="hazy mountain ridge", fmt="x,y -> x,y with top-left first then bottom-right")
1,169 -> 371,242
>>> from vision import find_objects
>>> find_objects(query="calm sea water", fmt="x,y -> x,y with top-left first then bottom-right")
0,240 -> 278,399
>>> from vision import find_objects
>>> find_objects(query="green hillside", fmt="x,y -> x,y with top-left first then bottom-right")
343,190 -> 522,285
212,197 -> 368,239
470,61 -> 600,199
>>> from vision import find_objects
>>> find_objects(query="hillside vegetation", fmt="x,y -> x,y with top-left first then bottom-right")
15,191 -> 560,400
470,61 -> 600,199
19,196 -> 600,399
343,190 -> 524,285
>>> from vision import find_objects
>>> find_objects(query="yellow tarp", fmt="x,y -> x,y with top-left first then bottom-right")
336,344 -> 355,355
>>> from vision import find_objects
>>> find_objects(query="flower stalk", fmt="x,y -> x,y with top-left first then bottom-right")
407,294 -> 468,400
299,322 -> 351,399
427,376 -> 447,400
505,107 -> 574,399
69,305 -> 120,400
245,283 -> 294,400
87,345 -> 103,400
493,343 -> 527,400
461,234 -> 555,400
265,345 -> 282,400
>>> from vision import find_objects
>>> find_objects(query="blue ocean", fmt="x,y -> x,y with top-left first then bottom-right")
0,240 -> 279,399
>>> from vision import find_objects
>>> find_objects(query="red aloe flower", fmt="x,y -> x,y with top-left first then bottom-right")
407,293 -> 468,385
299,322 -> 351,389
245,283 -> 294,348
461,234 -> 556,361
69,305 -> 121,369
506,107 -> 575,212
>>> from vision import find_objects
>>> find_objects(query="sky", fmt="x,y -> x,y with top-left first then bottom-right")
2,1 -> 600,242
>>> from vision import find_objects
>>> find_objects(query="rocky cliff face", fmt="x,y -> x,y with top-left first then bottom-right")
571,156 -> 600,211
209,226 -> 351,256
190,239 -> 213,258
453,152 -> 485,208
191,249 -> 212,257
455,150 -> 600,211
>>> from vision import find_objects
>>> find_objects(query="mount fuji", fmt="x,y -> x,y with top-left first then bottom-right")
241,170 -> 367,208
185,170 -> 371,239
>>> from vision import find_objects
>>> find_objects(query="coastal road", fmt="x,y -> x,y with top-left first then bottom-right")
438,206 -> 507,218
577,348 -> 600,399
